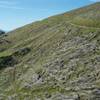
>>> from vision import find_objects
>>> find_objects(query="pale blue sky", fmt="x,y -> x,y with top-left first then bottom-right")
0,0 -> 99,31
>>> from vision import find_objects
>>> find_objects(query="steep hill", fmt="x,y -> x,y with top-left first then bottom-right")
0,2 -> 100,100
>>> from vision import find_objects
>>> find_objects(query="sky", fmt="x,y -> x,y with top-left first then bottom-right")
0,0 -> 99,31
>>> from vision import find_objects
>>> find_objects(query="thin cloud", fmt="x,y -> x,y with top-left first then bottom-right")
0,5 -> 25,10
89,0 -> 100,2
0,1 -> 17,5
0,0 -> 25,10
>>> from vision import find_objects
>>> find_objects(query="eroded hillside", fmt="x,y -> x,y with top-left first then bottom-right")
0,2 -> 100,100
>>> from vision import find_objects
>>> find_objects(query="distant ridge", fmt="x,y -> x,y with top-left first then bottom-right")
0,30 -> 5,35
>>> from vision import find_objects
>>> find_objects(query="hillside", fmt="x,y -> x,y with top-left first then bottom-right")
0,2 -> 100,100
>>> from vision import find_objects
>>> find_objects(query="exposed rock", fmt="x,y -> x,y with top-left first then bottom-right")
96,56 -> 100,62
51,93 -> 80,100
91,88 -> 100,100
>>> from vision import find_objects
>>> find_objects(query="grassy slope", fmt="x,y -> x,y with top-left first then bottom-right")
0,2 -> 100,100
